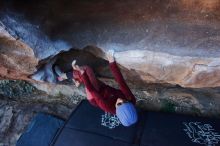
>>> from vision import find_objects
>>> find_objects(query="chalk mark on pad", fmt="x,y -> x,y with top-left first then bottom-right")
183,122 -> 220,146
101,112 -> 121,129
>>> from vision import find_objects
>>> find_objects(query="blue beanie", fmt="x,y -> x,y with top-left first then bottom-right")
116,102 -> 138,126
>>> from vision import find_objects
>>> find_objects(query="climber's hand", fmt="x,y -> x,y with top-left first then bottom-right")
72,60 -> 84,74
72,79 -> 80,87
107,50 -> 115,63
73,65 -> 84,75
71,60 -> 77,69
57,73 -> 68,81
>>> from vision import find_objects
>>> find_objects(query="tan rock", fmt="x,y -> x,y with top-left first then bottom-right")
113,50 -> 220,88
0,26 -> 38,80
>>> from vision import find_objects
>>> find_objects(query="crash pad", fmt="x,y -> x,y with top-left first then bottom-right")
51,100 -> 220,146
16,113 -> 64,146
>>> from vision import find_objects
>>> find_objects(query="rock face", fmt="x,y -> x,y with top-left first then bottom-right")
1,1 -> 220,145
0,25 -> 38,80
114,50 -> 220,88
1,0 -> 220,88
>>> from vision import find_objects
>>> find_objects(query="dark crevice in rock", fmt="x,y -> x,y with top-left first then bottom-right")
54,47 -> 110,78
30,46 -> 112,83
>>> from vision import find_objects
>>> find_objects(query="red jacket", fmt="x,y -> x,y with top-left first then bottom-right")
73,62 -> 136,114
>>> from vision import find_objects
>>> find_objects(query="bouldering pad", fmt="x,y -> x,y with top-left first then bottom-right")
50,100 -> 220,146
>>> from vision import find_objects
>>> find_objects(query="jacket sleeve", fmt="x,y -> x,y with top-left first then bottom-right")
109,61 -> 136,104
72,70 -> 83,82
80,71 -> 112,111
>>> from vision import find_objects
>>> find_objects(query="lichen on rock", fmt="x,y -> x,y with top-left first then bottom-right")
0,80 -> 36,98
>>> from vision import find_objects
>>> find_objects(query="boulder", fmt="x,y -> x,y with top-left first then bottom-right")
0,0 -> 220,88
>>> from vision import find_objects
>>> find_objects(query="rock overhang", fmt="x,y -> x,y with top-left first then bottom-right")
0,0 -> 220,88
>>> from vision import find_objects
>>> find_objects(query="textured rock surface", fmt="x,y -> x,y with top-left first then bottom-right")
114,50 -> 220,88
0,80 -> 82,146
1,0 -> 220,87
0,25 -> 38,80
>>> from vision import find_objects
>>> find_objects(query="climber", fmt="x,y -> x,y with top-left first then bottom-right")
58,50 -> 138,126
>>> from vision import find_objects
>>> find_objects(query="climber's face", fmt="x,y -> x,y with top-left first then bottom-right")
115,98 -> 129,108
